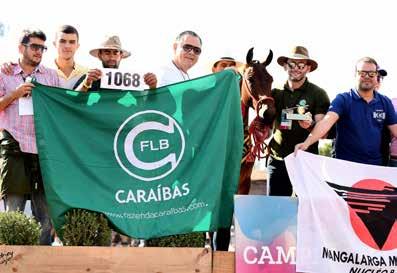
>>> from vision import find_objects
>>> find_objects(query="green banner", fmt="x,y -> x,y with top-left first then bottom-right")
32,70 -> 243,239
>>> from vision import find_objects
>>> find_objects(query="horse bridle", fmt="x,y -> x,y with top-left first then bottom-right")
241,72 -> 274,118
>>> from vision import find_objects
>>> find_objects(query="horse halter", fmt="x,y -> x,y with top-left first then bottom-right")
240,50 -> 275,163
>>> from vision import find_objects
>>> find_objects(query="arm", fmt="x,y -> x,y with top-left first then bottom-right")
143,73 -> 157,90
299,87 -> 331,130
0,82 -> 35,111
75,69 -> 102,92
294,111 -> 339,154
298,113 -> 325,130
1,62 -> 17,75
388,124 -> 397,138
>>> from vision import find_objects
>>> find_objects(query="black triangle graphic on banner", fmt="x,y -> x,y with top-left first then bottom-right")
326,181 -> 397,250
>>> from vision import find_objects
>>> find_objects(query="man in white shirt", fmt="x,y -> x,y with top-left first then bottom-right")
158,30 -> 202,86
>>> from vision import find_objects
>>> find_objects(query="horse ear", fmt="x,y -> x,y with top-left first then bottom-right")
246,47 -> 254,64
263,49 -> 273,66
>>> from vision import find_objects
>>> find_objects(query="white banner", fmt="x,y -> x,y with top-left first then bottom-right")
100,68 -> 147,90
285,151 -> 397,273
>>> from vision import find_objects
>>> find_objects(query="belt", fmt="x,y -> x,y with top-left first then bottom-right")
390,155 -> 397,160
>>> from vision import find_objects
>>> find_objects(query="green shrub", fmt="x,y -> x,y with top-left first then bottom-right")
0,211 -> 41,245
146,232 -> 206,247
319,139 -> 333,157
61,209 -> 111,246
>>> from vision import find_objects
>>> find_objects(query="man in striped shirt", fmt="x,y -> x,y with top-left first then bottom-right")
0,29 -> 60,245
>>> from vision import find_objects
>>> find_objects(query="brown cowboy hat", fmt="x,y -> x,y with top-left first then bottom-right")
212,57 -> 243,69
89,35 -> 131,59
277,46 -> 318,71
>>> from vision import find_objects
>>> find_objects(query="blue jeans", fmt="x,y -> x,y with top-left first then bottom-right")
5,192 -> 52,245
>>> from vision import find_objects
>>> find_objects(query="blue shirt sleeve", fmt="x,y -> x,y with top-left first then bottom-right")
383,96 -> 397,125
328,93 -> 346,117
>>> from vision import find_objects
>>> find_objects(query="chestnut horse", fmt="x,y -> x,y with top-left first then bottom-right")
238,48 -> 276,194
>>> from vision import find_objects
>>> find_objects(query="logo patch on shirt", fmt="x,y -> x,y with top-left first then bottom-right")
373,110 -> 386,122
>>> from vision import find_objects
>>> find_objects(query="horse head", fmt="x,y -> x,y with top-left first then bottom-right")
241,47 -> 276,125
238,48 -> 277,194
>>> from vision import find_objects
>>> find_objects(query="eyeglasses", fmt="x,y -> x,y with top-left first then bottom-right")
23,43 -> 48,52
287,61 -> 307,70
182,44 -> 202,55
357,70 -> 378,78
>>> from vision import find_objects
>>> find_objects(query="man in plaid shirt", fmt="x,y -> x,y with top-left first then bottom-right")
0,29 -> 60,245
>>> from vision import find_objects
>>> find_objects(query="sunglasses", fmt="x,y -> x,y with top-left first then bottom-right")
23,43 -> 48,52
287,61 -> 307,70
357,70 -> 378,78
182,44 -> 202,55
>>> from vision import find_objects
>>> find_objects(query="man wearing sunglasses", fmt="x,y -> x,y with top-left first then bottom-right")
1,25 -> 88,90
295,57 -> 397,166
0,29 -> 60,245
268,46 -> 330,197
158,30 -> 202,86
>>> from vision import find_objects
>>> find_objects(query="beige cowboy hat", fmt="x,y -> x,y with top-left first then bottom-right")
277,46 -> 318,72
212,57 -> 243,69
89,35 -> 131,59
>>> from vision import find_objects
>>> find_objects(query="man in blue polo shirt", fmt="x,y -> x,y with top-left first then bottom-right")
295,57 -> 397,165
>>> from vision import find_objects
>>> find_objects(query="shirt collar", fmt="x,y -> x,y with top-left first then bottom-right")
284,77 -> 309,92
13,61 -> 44,76
351,88 -> 379,103
55,59 -> 76,70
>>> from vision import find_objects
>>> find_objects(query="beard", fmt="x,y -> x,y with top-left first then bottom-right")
23,52 -> 41,67
27,59 -> 40,67
359,82 -> 374,92
102,61 -> 119,69
289,74 -> 305,82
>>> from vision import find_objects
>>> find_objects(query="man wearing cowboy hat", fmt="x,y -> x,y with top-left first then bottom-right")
212,57 -> 242,73
295,57 -> 397,166
208,55 -> 242,252
74,35 -> 157,91
268,46 -> 330,196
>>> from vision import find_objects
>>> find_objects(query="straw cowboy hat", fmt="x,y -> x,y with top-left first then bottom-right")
212,57 -> 243,69
277,46 -> 318,72
89,35 -> 131,59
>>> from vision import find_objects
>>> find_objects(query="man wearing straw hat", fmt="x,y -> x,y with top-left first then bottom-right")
73,35 -> 156,247
74,35 -> 157,91
211,56 -> 242,73
268,46 -> 330,196
208,55 -> 242,251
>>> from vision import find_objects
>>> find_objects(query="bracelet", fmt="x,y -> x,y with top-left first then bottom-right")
82,80 -> 92,89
